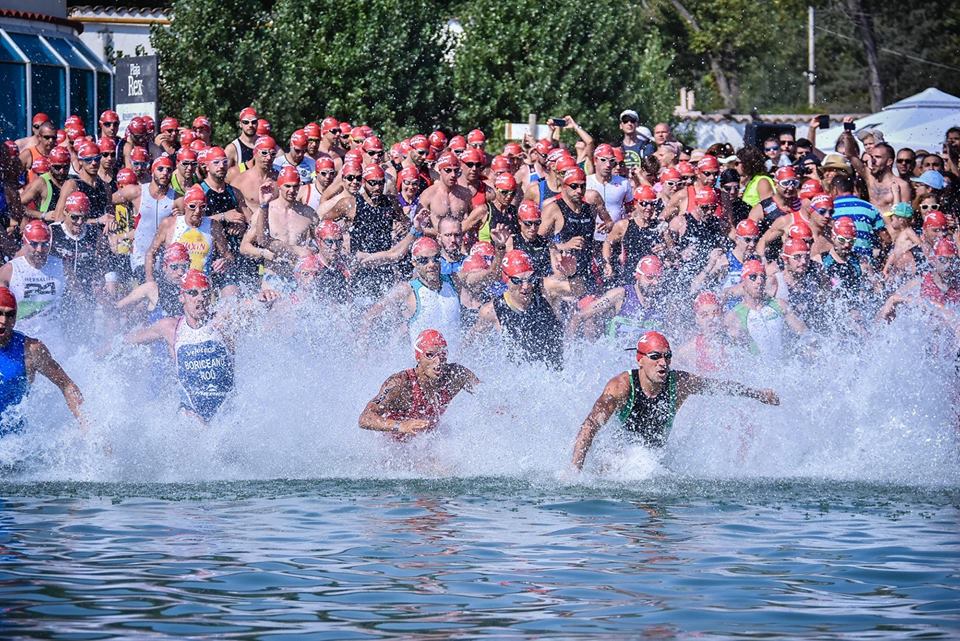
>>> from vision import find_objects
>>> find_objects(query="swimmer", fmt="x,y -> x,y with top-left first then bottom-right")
571,330 -> 779,470
358,329 -> 479,436
0,287 -> 83,434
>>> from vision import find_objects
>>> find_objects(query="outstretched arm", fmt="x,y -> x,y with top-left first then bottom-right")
679,370 -> 780,406
572,373 -> 630,470
26,340 -> 84,421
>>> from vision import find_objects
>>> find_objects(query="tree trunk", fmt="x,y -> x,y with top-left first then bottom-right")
668,0 -> 738,112
845,0 -> 884,111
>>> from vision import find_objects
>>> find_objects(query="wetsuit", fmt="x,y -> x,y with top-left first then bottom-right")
617,369 -> 690,448
492,286 -> 563,368
0,331 -> 29,436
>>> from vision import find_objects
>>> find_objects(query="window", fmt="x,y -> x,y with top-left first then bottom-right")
97,72 -> 113,116
8,32 -> 66,128
0,33 -> 26,137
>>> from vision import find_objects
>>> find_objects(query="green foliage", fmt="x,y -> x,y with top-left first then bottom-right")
451,0 -> 675,142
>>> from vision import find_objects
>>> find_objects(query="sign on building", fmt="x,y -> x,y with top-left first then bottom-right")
113,55 -> 158,134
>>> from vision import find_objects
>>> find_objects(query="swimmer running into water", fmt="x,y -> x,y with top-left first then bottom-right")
571,330 -> 779,470
359,329 -> 479,437
0,287 -> 84,435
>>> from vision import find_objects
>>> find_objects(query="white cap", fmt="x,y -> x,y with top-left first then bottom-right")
619,109 -> 639,121
637,126 -> 653,141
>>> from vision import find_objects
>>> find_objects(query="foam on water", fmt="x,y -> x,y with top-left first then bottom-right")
1,297 -> 958,486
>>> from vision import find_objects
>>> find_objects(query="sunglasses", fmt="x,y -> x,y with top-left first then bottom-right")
746,273 -> 764,281
638,200 -> 657,207
79,155 -> 101,164
896,158 -> 915,164
813,207 -> 834,215
322,238 -> 342,247
597,157 -> 615,163
240,119 -> 257,125
41,135 -> 57,141
167,262 -> 189,271
920,203 -> 939,211
765,146 -> 781,152
621,117 -> 638,124
133,161 -> 148,169
643,351 -> 672,361
258,150 -> 276,157
180,161 -> 197,168
721,184 -> 739,192
50,164 -> 68,171
101,152 -> 116,159
182,288 -> 208,297
414,255 -> 440,265
318,170 -> 335,177
155,166 -> 173,174
664,180 -> 678,187
702,171 -> 718,178
779,179 -> 800,188
308,138 -> 320,144
520,219 -> 541,227
68,214 -> 86,222
32,123 -> 41,129
343,174 -> 361,182
340,134 -> 351,139
779,140 -> 795,146
0,309 -> 16,319
442,168 -> 461,175
509,275 -> 535,286
567,183 -> 585,190
497,189 -> 513,196
700,204 -> 718,211
28,240 -> 50,248
464,162 -> 481,169
366,150 -> 384,157
366,180 -> 385,187
835,235 -> 856,243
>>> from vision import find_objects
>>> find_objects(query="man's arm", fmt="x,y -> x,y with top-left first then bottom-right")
566,288 -> 623,338
358,232 -> 415,268
124,316 -> 177,346
572,373 -> 631,470
18,179 -> 46,220
143,218 -> 172,283
25,339 -> 84,421
678,370 -> 780,406
358,373 -> 431,435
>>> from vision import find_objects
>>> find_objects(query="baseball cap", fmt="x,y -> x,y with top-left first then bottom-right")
911,170 -> 946,190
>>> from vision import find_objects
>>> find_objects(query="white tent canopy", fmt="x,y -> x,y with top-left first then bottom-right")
816,87 -> 960,154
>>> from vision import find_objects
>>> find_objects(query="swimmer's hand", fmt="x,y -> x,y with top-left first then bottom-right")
757,389 -> 780,406
397,419 -> 432,434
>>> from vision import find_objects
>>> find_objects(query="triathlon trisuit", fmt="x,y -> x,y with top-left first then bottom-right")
731,298 -> 786,359
693,335 -> 725,373
172,216 -> 214,273
556,199 -> 596,276
512,233 -> 552,278
720,250 -> 747,310
201,181 -> 258,289
230,139 -> 255,167
74,177 -> 111,223
50,222 -> 103,294
302,182 -> 325,211
773,264 -> 827,331
174,317 -> 234,422
819,252 -> 863,295
0,330 -> 29,435
587,174 -> 633,241
677,213 -> 724,274
314,260 -> 351,304
478,202 -> 519,242
384,368 -> 457,433
26,146 -> 47,184
605,285 -> 663,347
272,155 -> 316,185
617,369 -> 689,448
37,173 -> 62,214
351,193 -> 395,297
408,274 -> 461,357
920,273 -> 960,307
535,175 -> 560,208
492,287 -> 563,369
131,186 -> 176,274
621,219 -> 661,283
7,255 -> 65,346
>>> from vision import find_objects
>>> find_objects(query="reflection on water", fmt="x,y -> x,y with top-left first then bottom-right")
0,480 -> 956,639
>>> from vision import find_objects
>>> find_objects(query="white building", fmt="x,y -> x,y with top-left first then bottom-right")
68,4 -> 169,62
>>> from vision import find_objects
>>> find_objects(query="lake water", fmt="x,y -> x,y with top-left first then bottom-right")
0,478 -> 957,639
1,308 -> 959,638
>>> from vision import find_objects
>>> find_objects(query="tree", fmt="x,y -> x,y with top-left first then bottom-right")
451,0 -> 676,143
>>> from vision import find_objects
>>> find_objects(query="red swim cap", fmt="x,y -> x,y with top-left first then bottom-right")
693,291 -> 720,311
181,269 -> 210,291
414,329 -> 447,360
697,155 -> 720,172
833,216 -> 858,238
204,146 -> 227,163
31,157 -> 50,175
490,155 -> 511,173
316,221 -> 343,240
256,120 -> 272,136
494,173 -> 516,191
398,165 -> 420,183
295,253 -> 322,273
787,221 -> 813,241
129,146 -> 149,163
164,242 -> 190,264
677,161 -> 695,176
782,238 -> 811,256
116,168 -> 138,186
65,191 -> 90,214
469,241 -> 496,261
152,156 -> 174,172
193,115 -> 211,130
736,219 -> 759,237
635,255 -> 663,277
775,166 -> 798,181
634,185 -> 657,202
316,157 -> 335,171
555,156 -> 578,174
810,193 -> 833,210
184,184 -> 207,206
636,331 -> 670,356
518,200 -> 540,222
23,220 -> 51,243
0,286 -> 17,313
290,129 -> 308,150
412,236 -> 439,255
49,146 -> 70,164
436,152 -> 459,171
449,135 -> 467,151
695,187 -> 718,206
593,143 -> 615,159
799,179 -> 823,200
467,129 -> 486,144
254,136 -> 277,152
361,136 -> 384,153
562,167 -> 586,186
660,167 -> 681,182
428,130 -> 447,150
501,249 -> 533,278
362,164 -> 385,181
460,253 -> 489,273
741,259 -> 765,278
276,166 -> 300,187
460,147 -> 484,165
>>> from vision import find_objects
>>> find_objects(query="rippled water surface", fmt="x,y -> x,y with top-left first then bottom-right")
1,478 -> 957,639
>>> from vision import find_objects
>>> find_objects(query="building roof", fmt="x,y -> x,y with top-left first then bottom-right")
674,109 -> 868,125
0,9 -> 84,32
